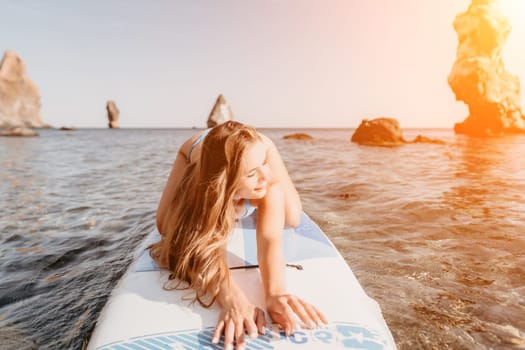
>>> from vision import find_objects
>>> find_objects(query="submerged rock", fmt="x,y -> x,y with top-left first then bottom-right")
106,101 -> 120,129
283,133 -> 314,141
207,94 -> 234,128
0,50 -> 47,134
351,118 -> 406,146
0,126 -> 38,137
411,135 -> 446,145
448,0 -> 525,136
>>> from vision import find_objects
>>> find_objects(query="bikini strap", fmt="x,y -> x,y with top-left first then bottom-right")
242,198 -> 256,218
187,129 -> 211,160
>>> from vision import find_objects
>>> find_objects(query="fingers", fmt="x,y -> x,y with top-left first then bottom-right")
282,301 -> 298,336
212,320 -> 224,344
310,303 -> 328,325
292,298 -> 328,328
244,311 -> 259,339
300,301 -> 326,327
269,295 -> 328,335
235,318 -> 246,350
223,319 -> 235,350
289,296 -> 314,328
215,308 -> 265,350
255,308 -> 267,335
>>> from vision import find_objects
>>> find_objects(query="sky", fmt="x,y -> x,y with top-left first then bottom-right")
1,0 -> 524,128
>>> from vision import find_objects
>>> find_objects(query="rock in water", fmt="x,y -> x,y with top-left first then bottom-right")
448,0 -> 525,136
207,94 -> 234,128
106,100 -> 120,129
0,50 -> 47,130
351,118 -> 407,146
411,135 -> 446,145
283,133 -> 314,140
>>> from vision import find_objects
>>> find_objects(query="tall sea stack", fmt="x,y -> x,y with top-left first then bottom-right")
207,94 -> 234,128
0,51 -> 47,131
448,0 -> 525,136
107,100 -> 120,128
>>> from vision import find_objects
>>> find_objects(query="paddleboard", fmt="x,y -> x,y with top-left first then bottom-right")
87,212 -> 397,349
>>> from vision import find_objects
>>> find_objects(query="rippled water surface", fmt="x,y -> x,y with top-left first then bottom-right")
1,128 -> 524,349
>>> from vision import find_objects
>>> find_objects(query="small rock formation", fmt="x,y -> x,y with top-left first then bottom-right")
351,118 -> 407,146
448,0 -> 525,136
283,133 -> 314,141
351,118 -> 445,146
106,100 -> 120,128
0,50 -> 47,136
207,94 -> 234,128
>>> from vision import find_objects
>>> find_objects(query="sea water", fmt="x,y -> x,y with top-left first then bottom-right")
0,128 -> 524,349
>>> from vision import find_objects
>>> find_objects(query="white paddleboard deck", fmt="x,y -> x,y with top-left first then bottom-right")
88,213 -> 397,350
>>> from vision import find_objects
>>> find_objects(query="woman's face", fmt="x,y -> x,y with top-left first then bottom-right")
235,140 -> 270,199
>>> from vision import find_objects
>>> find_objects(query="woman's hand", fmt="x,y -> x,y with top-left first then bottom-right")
212,288 -> 266,350
266,294 -> 327,335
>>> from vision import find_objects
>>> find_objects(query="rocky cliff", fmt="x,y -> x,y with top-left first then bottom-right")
448,0 -> 525,136
0,50 -> 47,129
207,94 -> 234,128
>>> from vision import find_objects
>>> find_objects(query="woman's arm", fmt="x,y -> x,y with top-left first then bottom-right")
212,263 -> 266,350
260,133 -> 302,227
256,183 -> 326,334
156,131 -> 205,234
156,149 -> 188,235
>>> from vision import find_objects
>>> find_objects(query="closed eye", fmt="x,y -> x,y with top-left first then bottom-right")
247,157 -> 267,178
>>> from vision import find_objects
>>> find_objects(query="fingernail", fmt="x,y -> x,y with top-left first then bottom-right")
211,337 -> 218,344
250,332 -> 258,339
309,320 -> 317,328
226,344 -> 233,350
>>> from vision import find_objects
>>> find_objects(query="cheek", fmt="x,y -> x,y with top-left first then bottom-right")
244,177 -> 258,189
237,178 -> 255,194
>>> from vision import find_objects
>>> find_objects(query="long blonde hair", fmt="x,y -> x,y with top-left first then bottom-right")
150,121 -> 261,307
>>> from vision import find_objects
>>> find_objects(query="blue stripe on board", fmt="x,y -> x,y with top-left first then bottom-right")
173,333 -> 202,348
110,345 -> 132,350
200,329 -> 225,349
100,322 -> 391,350
245,340 -> 265,350
115,342 -> 148,350
195,332 -> 221,349
251,337 -> 274,349
133,339 -> 164,350
142,338 -> 173,350
167,335 -> 192,349
155,336 -> 176,345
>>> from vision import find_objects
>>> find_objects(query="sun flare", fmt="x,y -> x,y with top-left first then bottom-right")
500,0 -> 525,15
499,0 -> 525,22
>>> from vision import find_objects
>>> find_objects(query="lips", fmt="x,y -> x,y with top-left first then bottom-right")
254,183 -> 267,192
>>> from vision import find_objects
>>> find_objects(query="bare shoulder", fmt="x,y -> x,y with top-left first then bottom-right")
258,132 -> 274,145
258,132 -> 277,154
179,130 -> 208,160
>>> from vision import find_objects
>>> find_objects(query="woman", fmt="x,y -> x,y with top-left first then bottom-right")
152,121 -> 326,350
